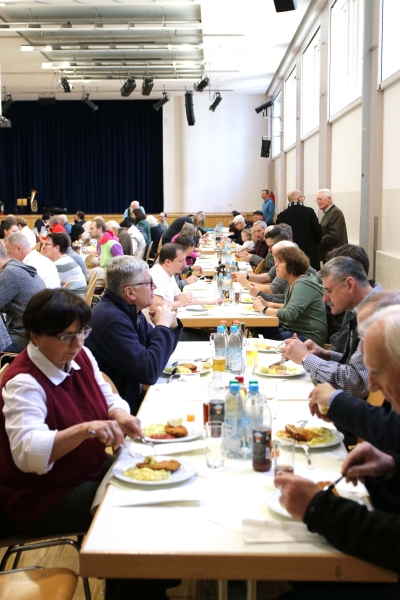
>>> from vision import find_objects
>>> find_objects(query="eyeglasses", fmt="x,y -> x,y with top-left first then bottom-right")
133,278 -> 154,288
322,278 -> 347,294
43,243 -> 54,247
55,325 -> 92,344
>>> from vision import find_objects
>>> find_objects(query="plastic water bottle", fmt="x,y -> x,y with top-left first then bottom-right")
213,325 -> 227,372
209,372 -> 226,423
228,325 -> 242,374
244,381 -> 260,457
252,392 -> 272,472
224,381 -> 244,458
217,273 -> 223,297
231,260 -> 238,273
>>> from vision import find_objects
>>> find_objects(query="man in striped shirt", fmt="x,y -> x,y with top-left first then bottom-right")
41,232 -> 87,297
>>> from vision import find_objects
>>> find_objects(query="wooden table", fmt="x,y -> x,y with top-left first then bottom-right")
80,342 -> 396,586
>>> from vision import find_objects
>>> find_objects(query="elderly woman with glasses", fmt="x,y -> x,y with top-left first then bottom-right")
0,288 -> 174,598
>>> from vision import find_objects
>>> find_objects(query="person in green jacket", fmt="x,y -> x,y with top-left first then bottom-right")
133,209 -> 151,246
253,246 -> 327,345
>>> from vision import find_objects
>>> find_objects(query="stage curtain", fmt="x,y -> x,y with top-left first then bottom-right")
0,99 -> 163,216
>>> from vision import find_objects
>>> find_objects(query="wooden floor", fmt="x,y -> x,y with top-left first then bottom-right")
0,541 -> 291,599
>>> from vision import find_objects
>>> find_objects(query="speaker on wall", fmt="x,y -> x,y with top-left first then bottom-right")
185,91 -> 195,126
261,138 -> 271,158
273,0 -> 298,12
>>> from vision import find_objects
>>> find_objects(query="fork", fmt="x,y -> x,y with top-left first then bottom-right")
134,437 -> 157,456
300,443 -> 314,469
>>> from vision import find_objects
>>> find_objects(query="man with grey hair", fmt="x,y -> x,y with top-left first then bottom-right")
316,188 -> 348,263
58,213 -> 72,235
48,215 -> 66,233
5,232 -> 60,289
281,256 -> 382,398
123,200 -> 146,219
236,220 -> 269,267
86,255 -> 182,413
16,216 -> 37,248
228,215 -> 246,244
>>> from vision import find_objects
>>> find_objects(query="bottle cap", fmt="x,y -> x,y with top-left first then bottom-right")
229,381 -> 240,392
216,325 -> 224,333
230,325 -> 238,332
220,320 -> 227,324
235,376 -> 244,383
218,273 -> 223,278
249,382 -> 259,392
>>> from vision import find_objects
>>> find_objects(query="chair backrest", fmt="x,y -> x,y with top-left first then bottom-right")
101,372 -> 119,394
0,567 -> 78,600
32,242 -> 41,252
85,272 -> 97,307
253,259 -> 265,275
0,363 -> 9,386
0,353 -> 18,369
145,241 -> 153,264
62,282 -> 71,289
367,390 -> 385,406
157,237 -> 163,253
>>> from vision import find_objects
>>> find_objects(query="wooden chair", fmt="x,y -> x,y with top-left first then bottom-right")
0,363 -> 9,386
101,372 -> 119,394
85,273 -> 97,307
0,567 -> 77,600
0,353 -> 18,369
253,259 -> 265,275
157,237 -> 163,253
367,390 -> 385,407
32,242 -> 41,252
62,282 -> 71,289
145,241 -> 153,264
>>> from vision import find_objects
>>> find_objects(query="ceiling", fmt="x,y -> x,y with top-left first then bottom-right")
0,0 -> 312,101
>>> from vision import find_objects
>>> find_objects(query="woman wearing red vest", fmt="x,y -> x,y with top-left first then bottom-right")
0,288 -> 172,600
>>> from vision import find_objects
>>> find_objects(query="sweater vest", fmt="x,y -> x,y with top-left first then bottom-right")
0,348 -> 109,528
100,240 -> 119,269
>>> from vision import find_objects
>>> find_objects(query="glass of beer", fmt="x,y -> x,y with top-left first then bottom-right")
210,334 -> 227,372
246,338 -> 258,370
274,439 -> 295,477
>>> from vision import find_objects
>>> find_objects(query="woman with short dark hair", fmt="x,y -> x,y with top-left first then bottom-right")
253,246 -> 327,344
42,233 -> 87,296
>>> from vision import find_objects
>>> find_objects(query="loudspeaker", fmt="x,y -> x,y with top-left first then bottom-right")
261,138 -> 271,158
273,0 -> 298,12
185,91 -> 195,126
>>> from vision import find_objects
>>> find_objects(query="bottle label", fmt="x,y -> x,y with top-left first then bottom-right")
252,428 -> 271,463
209,401 -> 225,423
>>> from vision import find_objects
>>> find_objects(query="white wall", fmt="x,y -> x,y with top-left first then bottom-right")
331,106 -> 362,244
273,156 -> 282,209
303,132 -> 319,214
285,148 -> 296,198
163,95 -> 268,214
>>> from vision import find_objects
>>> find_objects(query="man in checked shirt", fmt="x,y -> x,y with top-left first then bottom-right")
281,256 -> 382,399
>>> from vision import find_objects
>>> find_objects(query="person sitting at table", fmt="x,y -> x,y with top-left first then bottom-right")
48,215 -> 66,234
236,220 -> 269,268
174,234 -> 202,290
0,288 -> 173,600
123,199 -> 146,219
120,218 -> 146,257
158,211 -> 168,233
132,208 -> 151,246
275,306 -> 400,600
66,235 -> 87,279
89,218 -> 124,269
235,228 -> 254,252
70,222 -> 85,244
281,256 -> 383,399
193,211 -> 207,236
161,215 -> 193,245
146,214 -> 163,256
86,256 -> 182,413
171,222 -> 201,265
228,215 -> 247,244
5,232 -> 60,289
148,243 -> 196,311
42,233 -> 88,297
252,246 -> 327,345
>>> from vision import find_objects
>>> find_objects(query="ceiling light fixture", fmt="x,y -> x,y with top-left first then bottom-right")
2,93 -> 13,114
209,92 -> 222,112
60,76 -> 71,92
153,91 -> 170,111
194,75 -> 209,92
21,46 -> 34,52
81,92 -> 98,111
142,76 -> 154,96
120,77 -> 136,97
255,100 -> 273,114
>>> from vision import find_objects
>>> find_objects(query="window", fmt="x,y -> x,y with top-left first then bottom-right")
302,28 -> 320,137
284,67 -> 297,149
329,0 -> 364,117
381,0 -> 400,82
272,91 -> 282,158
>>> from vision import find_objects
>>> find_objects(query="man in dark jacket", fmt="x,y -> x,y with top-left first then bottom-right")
317,189 -> 348,263
86,255 -> 182,414
276,190 -> 322,270
161,216 -> 193,245
0,243 -> 46,351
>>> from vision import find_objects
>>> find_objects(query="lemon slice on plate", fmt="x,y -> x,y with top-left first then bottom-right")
168,417 -> 183,427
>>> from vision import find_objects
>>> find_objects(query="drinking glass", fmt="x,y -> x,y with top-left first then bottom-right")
274,439 -> 295,477
205,421 -> 225,469
246,338 -> 259,370
262,381 -> 278,419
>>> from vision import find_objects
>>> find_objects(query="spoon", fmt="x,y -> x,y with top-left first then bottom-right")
167,367 -> 179,383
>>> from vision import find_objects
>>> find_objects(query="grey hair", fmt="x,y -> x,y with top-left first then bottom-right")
49,216 -> 60,225
5,232 -> 31,250
106,220 -> 120,231
253,221 -> 267,230
181,222 -> 197,236
356,290 -> 400,315
272,240 -> 296,251
106,256 -> 149,297
320,256 -> 369,286
317,188 -> 332,199
58,214 -> 67,224
359,305 -> 400,362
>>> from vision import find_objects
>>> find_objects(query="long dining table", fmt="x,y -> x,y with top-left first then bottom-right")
80,342 -> 397,591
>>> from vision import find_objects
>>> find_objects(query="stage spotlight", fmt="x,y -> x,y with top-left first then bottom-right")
153,92 -> 170,111
121,77 -> 136,97
209,92 -> 222,112
81,93 -> 98,112
194,75 -> 209,92
142,76 -> 154,96
273,0 -> 298,12
38,94 -> 56,106
255,100 -> 273,114
185,91 -> 195,126
0,115 -> 11,128
2,93 -> 13,114
60,76 -> 71,92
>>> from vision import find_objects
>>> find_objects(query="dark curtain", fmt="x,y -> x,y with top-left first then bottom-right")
0,100 -> 163,215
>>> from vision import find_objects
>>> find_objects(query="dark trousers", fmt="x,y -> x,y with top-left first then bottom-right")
25,457 -> 170,600
255,326 -> 306,342
278,581 -> 400,600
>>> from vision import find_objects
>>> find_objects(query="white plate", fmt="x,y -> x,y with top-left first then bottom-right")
185,306 -> 209,312
255,365 -> 305,378
275,429 -> 344,449
163,361 -> 212,376
267,490 -> 297,519
142,428 -> 203,444
257,341 -> 283,353
240,297 -> 253,304
113,456 -> 197,486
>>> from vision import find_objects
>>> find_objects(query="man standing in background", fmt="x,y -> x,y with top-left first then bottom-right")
158,212 -> 168,233
317,188 -> 348,263
261,189 -> 275,225
277,190 -> 322,270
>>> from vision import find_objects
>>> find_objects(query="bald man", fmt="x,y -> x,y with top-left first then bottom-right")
276,190 -> 322,270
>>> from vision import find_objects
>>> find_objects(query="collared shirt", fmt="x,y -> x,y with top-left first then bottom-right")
23,251 -> 60,289
149,262 -> 181,302
303,284 -> 383,397
323,204 -> 335,214
2,343 -> 129,475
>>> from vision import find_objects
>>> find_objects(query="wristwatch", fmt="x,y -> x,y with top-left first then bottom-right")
246,274 -> 249,280
263,306 -> 268,315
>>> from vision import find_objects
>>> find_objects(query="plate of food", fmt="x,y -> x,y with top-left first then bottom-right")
267,490 -> 296,519
257,341 -> 282,353
255,363 -> 305,377
275,424 -> 344,449
240,296 -> 254,304
142,418 -> 203,443
113,455 -> 197,486
184,306 -> 209,313
163,361 -> 212,375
